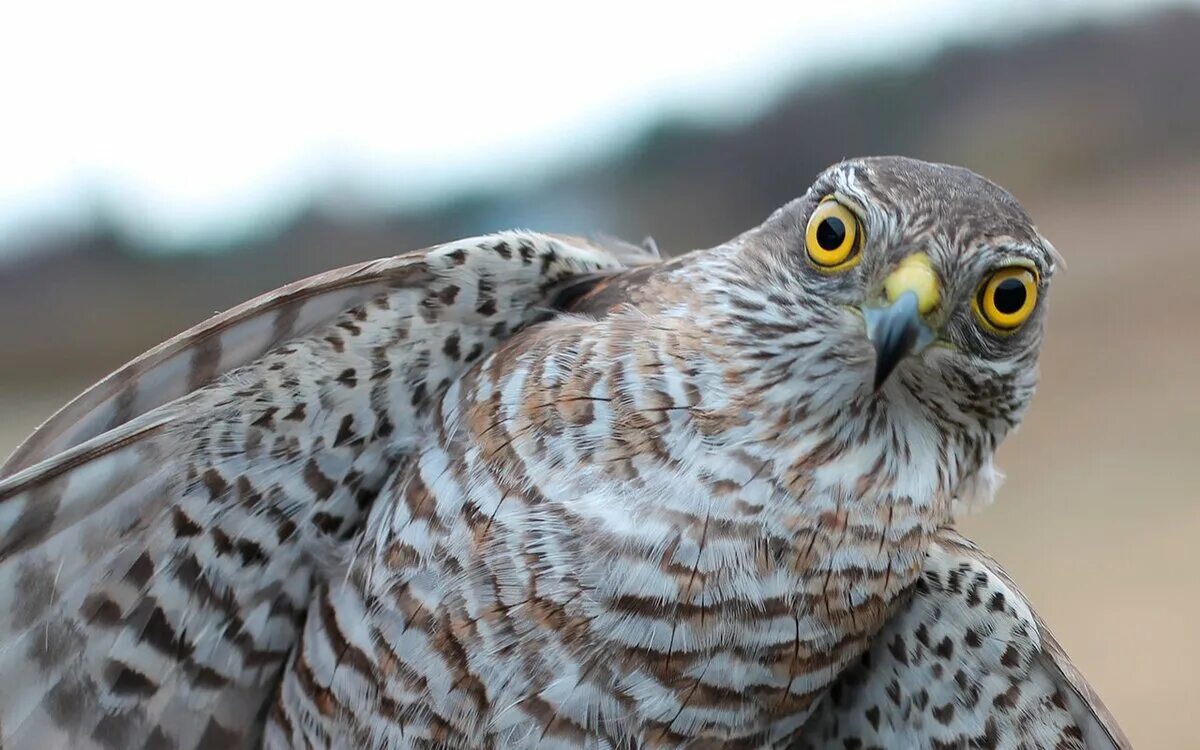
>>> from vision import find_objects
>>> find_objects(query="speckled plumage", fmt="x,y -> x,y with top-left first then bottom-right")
0,157 -> 1128,749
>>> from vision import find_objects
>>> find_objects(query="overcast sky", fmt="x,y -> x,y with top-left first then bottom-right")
0,0 -> 1188,249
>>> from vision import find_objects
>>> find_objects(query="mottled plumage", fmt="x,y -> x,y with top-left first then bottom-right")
0,157 -> 1128,748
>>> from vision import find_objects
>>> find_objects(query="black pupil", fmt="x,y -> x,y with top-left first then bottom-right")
816,217 -> 846,250
992,278 -> 1027,314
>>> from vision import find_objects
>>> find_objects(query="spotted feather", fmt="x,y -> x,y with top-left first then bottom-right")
796,528 -> 1130,749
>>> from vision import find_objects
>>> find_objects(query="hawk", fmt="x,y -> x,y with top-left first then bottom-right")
0,157 -> 1129,748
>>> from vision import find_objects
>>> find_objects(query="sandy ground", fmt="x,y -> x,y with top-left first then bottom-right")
0,163 -> 1196,746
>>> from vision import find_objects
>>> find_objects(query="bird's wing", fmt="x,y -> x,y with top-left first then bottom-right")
1,232 -> 648,477
0,231 -> 646,749
798,528 -> 1130,749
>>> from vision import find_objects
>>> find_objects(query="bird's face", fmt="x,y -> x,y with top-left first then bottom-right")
754,156 -> 1057,433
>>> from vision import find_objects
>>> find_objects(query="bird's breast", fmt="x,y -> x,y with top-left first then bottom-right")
359,310 -> 953,742
392,417 -> 941,741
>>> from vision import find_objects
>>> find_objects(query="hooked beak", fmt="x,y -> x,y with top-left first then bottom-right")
863,253 -> 940,390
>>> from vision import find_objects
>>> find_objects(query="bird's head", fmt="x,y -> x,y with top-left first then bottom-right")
740,156 -> 1057,444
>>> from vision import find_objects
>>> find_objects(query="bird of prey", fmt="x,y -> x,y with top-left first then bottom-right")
0,156 -> 1129,749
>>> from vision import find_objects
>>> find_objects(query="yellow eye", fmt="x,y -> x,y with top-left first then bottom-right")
974,267 -> 1038,332
805,198 -> 862,270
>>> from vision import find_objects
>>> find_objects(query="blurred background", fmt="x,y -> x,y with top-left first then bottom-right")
1,0 -> 1197,744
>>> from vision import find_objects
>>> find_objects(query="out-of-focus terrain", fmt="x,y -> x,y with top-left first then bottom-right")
1,8 -> 1197,748
960,159 -> 1200,748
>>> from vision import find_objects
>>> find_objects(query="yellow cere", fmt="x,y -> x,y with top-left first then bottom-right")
883,252 -> 940,315
805,198 -> 861,269
975,266 -> 1038,331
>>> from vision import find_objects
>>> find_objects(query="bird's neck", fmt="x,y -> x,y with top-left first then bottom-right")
623,243 -> 1002,518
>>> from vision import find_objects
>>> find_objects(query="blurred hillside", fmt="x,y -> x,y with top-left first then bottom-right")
1,7 -> 1198,380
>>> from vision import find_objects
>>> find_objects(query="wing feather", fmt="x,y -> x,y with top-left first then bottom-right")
798,528 -> 1130,749
1,256 -> 422,477
964,533 -> 1130,750
0,231 -> 641,748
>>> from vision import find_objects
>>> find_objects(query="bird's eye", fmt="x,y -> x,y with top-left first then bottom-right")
974,266 -> 1038,332
805,198 -> 862,270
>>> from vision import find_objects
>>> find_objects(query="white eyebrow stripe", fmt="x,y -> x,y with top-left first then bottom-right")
985,245 -> 1054,276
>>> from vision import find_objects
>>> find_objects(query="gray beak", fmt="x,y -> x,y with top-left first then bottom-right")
863,291 -> 935,390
